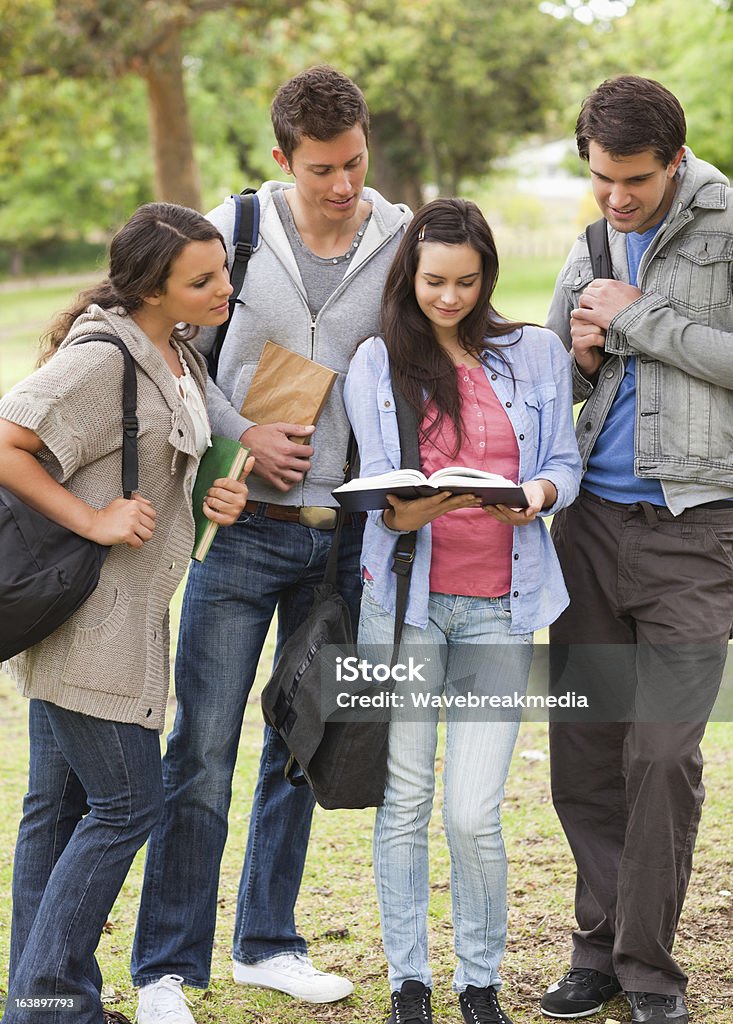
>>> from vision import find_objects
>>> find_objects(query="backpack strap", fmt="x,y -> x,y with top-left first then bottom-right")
207,188 -> 260,380
585,217 -> 613,280
390,379 -> 420,652
72,333 -> 139,498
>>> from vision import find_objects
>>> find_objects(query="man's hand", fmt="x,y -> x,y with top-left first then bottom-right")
203,454 -> 255,526
239,422 -> 315,492
570,313 -> 606,377
577,278 -> 643,329
383,491 -> 482,533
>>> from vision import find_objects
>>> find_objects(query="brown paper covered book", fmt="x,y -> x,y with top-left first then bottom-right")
240,340 -> 338,444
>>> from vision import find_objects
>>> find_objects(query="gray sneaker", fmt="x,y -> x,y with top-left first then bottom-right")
627,992 -> 689,1023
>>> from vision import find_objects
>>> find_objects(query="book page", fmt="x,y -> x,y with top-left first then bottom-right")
428,465 -> 517,487
335,469 -> 428,492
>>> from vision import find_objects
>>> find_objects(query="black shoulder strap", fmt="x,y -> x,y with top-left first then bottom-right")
586,217 -> 613,279
322,430 -> 358,589
207,188 -> 260,380
72,333 -> 139,498
390,379 -> 420,652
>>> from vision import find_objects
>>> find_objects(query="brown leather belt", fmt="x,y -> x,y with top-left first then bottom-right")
244,501 -> 338,530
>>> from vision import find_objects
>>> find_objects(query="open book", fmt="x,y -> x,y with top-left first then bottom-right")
332,466 -> 528,513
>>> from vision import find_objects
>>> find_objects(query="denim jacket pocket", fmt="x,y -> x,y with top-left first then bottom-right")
561,259 -> 594,307
670,233 -> 733,316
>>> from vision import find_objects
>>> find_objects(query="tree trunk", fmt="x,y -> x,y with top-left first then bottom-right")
368,112 -> 425,213
142,27 -> 202,210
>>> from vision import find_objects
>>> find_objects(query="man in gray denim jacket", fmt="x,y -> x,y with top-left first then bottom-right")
540,76 -> 733,1024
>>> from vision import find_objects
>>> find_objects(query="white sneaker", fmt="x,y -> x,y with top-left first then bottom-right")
135,975 -> 196,1024
232,952 -> 354,1003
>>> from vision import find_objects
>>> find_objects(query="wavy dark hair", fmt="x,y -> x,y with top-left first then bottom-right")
40,202 -> 225,363
271,65 -> 369,162
381,197 -> 526,454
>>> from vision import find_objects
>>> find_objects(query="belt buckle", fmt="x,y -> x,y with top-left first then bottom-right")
299,506 -> 337,530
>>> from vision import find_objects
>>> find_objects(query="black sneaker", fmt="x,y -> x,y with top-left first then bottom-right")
627,992 -> 689,1023
459,984 -> 514,1023
387,980 -> 433,1024
540,968 -> 622,1018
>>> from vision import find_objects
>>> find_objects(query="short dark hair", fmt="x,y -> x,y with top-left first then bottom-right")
270,65 -> 370,161
576,75 -> 686,166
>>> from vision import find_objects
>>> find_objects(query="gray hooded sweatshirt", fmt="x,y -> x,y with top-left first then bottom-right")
201,181 -> 412,506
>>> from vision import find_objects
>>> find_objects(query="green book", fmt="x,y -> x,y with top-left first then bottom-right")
191,435 -> 250,562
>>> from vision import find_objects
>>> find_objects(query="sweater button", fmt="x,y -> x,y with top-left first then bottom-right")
514,553 -> 519,560
491,374 -> 497,380
513,591 -> 519,598
585,422 -> 593,431
505,401 -> 512,408
384,400 -> 391,408
518,433 -> 525,441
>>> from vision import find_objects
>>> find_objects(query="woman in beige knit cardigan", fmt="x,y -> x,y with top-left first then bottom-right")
0,203 -> 251,1024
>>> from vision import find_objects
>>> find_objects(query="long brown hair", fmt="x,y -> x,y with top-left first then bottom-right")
381,197 -> 526,453
39,202 -> 225,363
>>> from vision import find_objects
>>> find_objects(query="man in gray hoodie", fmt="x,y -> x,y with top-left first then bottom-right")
132,66 -> 411,1022
540,76 -> 733,1024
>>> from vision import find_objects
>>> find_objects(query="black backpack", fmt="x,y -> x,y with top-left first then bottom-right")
206,189 -> 260,380
260,384 -> 421,810
0,334 -> 138,662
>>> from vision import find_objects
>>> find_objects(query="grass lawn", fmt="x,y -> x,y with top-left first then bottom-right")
1,264 -> 732,1022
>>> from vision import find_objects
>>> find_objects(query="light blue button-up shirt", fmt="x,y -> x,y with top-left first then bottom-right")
343,329 -> 582,635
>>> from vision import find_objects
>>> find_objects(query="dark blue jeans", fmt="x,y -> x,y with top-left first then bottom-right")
131,506 -> 363,988
5,700 -> 163,1024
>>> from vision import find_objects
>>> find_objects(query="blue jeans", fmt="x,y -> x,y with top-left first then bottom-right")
358,584 -> 532,993
131,506 -> 363,987
4,700 -> 163,1024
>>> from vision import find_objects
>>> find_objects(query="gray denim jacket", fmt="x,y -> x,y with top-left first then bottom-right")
546,148 -> 733,513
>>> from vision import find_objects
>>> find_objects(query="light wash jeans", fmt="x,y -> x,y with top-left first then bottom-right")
359,583 -> 532,993
131,506 -> 363,987
5,700 -> 163,1024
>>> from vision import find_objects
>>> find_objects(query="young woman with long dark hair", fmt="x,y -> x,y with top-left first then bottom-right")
344,198 -> 581,1024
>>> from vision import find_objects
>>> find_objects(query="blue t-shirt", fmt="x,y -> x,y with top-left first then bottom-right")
582,222 -> 666,504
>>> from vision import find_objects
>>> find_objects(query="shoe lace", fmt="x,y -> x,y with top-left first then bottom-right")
136,975 -> 192,1022
462,987 -> 509,1024
638,993 -> 676,1008
393,987 -> 431,1022
271,952 -> 322,977
565,968 -> 601,987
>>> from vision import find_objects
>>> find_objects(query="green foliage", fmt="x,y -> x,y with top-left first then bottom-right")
243,0 -> 583,200
0,74 -> 151,250
552,0 -> 733,176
